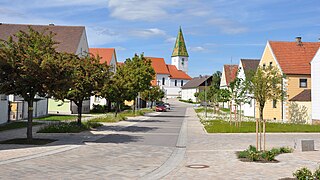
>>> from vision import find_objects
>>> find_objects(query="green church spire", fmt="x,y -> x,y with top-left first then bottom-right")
171,27 -> 189,57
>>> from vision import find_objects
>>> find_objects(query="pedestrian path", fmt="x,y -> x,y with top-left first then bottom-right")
165,103 -> 320,180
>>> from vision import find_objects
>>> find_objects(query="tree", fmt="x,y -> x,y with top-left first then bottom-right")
0,27 -> 68,140
125,54 -> 155,110
101,54 -> 155,116
250,66 -> 283,151
101,63 -> 129,117
141,86 -> 165,108
53,53 -> 111,125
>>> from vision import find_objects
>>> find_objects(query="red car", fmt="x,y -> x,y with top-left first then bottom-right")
156,104 -> 167,112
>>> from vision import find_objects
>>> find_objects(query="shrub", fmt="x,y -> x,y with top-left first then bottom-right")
293,167 -> 313,180
38,121 -> 102,133
238,150 -> 249,158
313,166 -> 320,179
280,147 -> 293,153
248,150 -> 259,161
238,146 -> 293,162
264,151 -> 277,161
248,145 -> 257,152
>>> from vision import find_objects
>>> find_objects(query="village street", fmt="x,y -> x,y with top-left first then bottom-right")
0,100 -> 319,179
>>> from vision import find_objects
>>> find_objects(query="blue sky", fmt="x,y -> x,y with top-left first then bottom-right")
0,0 -> 319,77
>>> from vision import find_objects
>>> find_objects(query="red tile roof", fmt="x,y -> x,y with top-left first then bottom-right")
89,48 -> 116,65
0,23 -> 85,54
146,57 -> 170,74
269,41 -> 320,75
167,65 -> 191,80
117,62 -> 124,66
224,65 -> 238,85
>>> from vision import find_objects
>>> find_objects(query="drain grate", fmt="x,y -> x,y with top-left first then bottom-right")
186,164 -> 209,169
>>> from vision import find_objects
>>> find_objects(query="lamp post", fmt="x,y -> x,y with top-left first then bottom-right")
205,78 -> 207,118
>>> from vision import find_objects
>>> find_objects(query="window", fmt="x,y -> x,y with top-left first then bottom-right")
175,80 -> 177,86
263,63 -> 266,69
300,79 -> 307,88
273,99 -> 277,108
162,77 -> 165,85
269,62 -> 273,67
182,58 -> 185,66
181,80 -> 184,86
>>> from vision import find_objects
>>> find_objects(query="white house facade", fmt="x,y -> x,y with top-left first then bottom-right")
237,59 -> 260,117
9,95 -> 48,120
311,48 -> 320,123
181,76 -> 212,102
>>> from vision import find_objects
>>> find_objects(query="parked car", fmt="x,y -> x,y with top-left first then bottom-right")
156,104 -> 167,112
164,103 -> 171,110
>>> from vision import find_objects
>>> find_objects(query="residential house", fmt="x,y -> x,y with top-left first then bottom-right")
257,38 -> 320,122
181,75 -> 212,102
9,95 -> 48,121
220,64 -> 238,108
0,95 -> 8,124
0,23 -> 89,117
89,48 -> 117,109
237,59 -> 260,117
289,89 -> 312,124
147,57 -> 192,98
311,48 -> 320,124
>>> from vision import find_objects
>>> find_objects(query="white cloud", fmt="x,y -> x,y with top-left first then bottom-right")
107,0 -> 178,21
114,46 -> 126,51
130,28 -> 167,38
165,37 -> 176,43
189,46 -> 207,52
208,18 -> 248,34
86,26 -> 124,46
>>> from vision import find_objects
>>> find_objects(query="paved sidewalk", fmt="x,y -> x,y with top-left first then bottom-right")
165,106 -> 320,180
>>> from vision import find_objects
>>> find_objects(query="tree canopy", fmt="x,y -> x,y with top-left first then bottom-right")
0,27 -> 68,140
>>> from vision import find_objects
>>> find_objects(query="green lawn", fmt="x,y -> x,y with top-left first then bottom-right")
89,115 -> 126,123
89,109 -> 154,123
0,122 -> 42,132
194,108 -> 214,113
204,120 -> 320,133
35,115 -> 77,121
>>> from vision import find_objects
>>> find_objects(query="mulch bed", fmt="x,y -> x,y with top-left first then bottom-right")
236,152 -> 279,163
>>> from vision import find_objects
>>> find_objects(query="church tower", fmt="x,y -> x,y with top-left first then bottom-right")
171,27 -> 189,74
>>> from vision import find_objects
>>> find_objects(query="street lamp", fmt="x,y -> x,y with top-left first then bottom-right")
205,78 -> 207,118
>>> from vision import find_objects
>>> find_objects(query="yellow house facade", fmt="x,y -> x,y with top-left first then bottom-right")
256,40 -> 320,122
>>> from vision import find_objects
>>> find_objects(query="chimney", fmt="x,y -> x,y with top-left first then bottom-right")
295,36 -> 302,45
49,23 -> 54,26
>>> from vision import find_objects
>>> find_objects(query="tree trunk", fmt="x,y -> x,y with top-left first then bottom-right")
77,100 -> 83,125
27,100 -> 34,141
150,101 -> 153,109
239,104 -> 242,127
259,105 -> 264,151
115,102 -> 118,117
263,119 -> 266,151
107,100 -> 112,112
256,117 -> 259,150
229,101 -> 232,125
